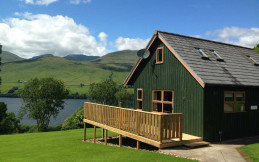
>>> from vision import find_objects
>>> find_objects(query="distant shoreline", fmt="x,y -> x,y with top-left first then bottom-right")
0,93 -> 87,99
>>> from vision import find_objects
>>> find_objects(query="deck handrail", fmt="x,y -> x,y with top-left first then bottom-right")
84,102 -> 183,142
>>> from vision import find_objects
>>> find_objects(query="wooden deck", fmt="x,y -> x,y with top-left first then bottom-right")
83,102 -> 202,149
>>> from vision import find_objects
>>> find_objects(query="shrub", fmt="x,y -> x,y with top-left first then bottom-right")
62,107 -> 84,130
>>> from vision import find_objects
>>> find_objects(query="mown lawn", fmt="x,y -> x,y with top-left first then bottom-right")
0,128 -> 194,162
241,143 -> 259,161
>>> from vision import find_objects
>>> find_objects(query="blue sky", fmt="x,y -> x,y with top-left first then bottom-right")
0,0 -> 258,58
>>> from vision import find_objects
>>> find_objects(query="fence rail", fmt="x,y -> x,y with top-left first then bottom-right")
84,102 -> 182,142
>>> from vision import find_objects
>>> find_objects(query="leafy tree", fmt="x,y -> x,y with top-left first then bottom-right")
18,77 -> 69,131
88,79 -> 119,105
88,79 -> 134,107
0,102 -> 20,134
80,83 -> 85,87
0,102 -> 7,121
115,89 -> 134,108
254,44 -> 259,53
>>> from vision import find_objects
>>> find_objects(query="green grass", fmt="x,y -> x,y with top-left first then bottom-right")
241,143 -> 259,161
1,50 -> 138,95
0,128 -> 193,162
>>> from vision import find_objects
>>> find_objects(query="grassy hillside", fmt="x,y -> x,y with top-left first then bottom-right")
1,51 -> 24,63
0,128 -> 193,162
0,50 -> 138,96
92,50 -> 138,66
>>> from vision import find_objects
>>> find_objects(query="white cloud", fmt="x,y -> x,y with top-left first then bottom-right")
98,32 -> 107,43
115,37 -> 150,51
21,0 -> 58,5
205,27 -> 259,48
70,0 -> 91,5
0,12 -> 108,58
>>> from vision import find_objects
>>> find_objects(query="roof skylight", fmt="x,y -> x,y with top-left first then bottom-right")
195,48 -> 209,59
247,56 -> 259,66
210,50 -> 224,61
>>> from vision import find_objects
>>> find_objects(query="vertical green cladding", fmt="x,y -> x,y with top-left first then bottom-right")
131,38 -> 204,137
204,86 -> 259,141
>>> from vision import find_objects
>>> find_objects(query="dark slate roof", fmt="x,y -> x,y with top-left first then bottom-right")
159,31 -> 259,86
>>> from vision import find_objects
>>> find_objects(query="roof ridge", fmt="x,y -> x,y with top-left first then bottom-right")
157,30 -> 253,50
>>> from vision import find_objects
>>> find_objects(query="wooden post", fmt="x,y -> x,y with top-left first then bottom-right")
105,129 -> 108,145
93,126 -> 96,144
102,128 -> 104,140
119,134 -> 122,147
137,140 -> 140,150
119,102 -> 122,107
83,122 -> 86,141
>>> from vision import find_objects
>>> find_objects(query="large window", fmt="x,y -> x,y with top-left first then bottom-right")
224,91 -> 245,113
137,88 -> 143,109
156,47 -> 164,64
152,90 -> 174,113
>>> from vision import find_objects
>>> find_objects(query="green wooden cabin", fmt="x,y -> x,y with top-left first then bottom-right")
124,30 -> 259,142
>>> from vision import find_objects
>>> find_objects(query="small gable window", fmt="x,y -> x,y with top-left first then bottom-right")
156,47 -> 164,64
210,50 -> 224,61
195,48 -> 209,59
137,88 -> 143,109
224,91 -> 245,113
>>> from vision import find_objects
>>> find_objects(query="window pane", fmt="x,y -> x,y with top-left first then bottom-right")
235,103 -> 244,111
153,91 -> 161,101
224,103 -> 234,112
225,93 -> 234,101
153,103 -> 162,112
164,91 -> 173,102
137,90 -> 142,99
163,104 -> 173,113
158,49 -> 163,61
137,101 -> 142,109
236,93 -> 244,101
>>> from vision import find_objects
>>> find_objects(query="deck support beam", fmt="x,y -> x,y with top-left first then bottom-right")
93,126 -> 96,144
105,129 -> 108,145
102,128 -> 104,139
137,140 -> 140,150
119,135 -> 122,147
83,122 -> 86,141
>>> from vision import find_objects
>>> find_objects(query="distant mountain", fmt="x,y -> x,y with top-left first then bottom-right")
30,54 -> 54,60
1,51 -> 24,63
1,50 -> 139,96
64,54 -> 99,62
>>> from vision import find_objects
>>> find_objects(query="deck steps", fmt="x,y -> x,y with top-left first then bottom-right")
184,141 -> 210,148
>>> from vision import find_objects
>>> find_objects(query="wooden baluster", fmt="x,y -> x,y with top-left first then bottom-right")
164,116 -> 168,140
158,115 -> 162,143
173,115 -> 176,138
176,115 -> 179,138
169,115 -> 172,139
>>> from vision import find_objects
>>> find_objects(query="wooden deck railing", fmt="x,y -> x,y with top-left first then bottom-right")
84,102 -> 183,142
